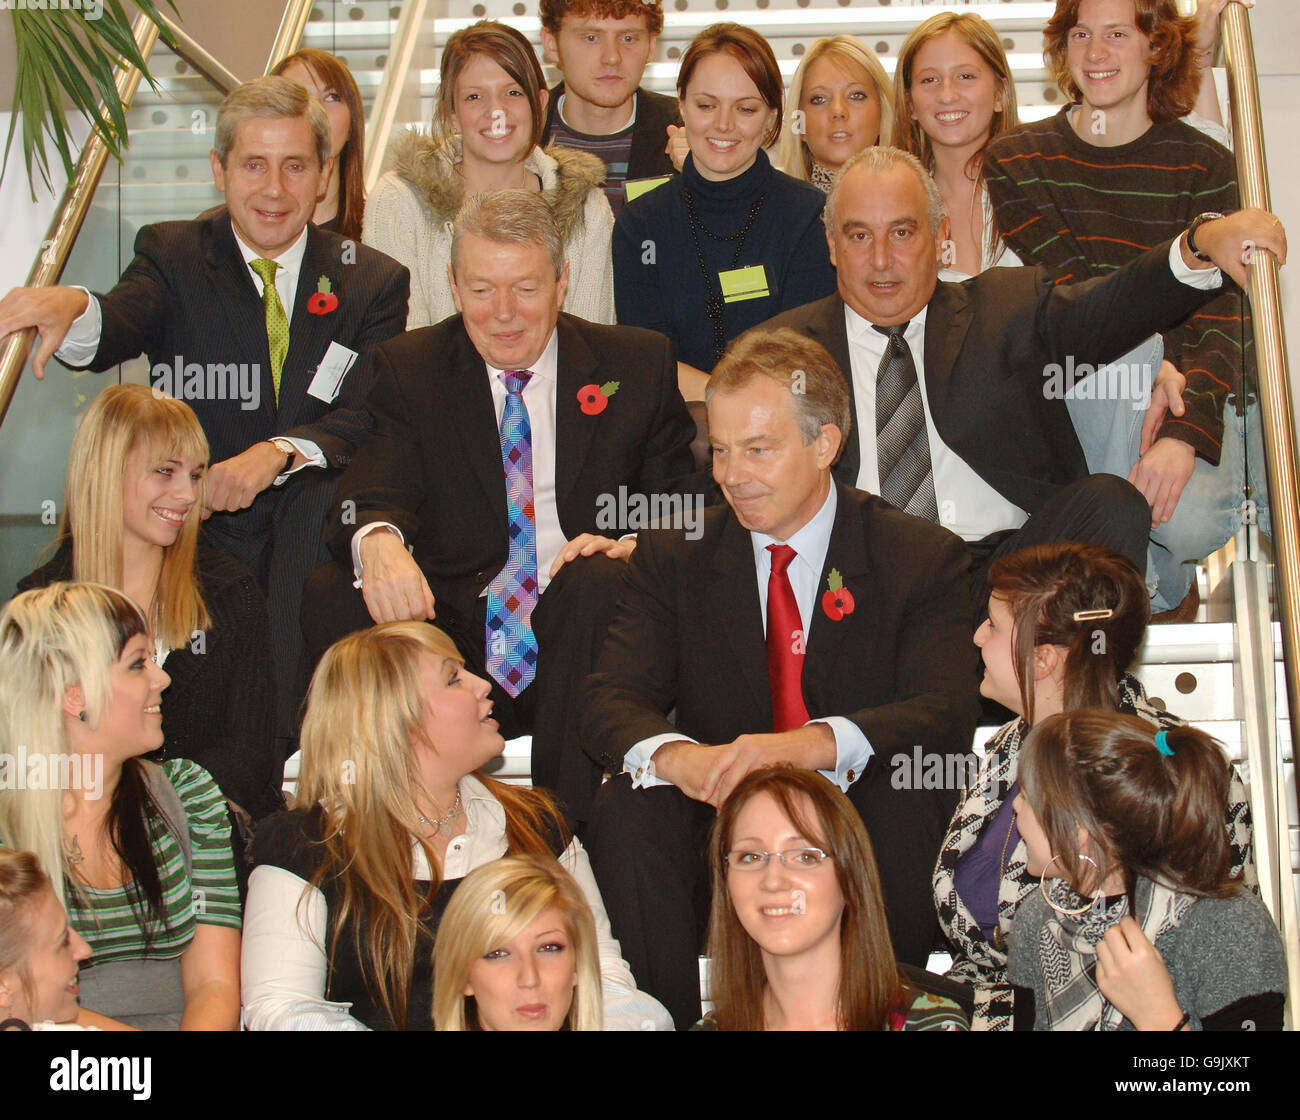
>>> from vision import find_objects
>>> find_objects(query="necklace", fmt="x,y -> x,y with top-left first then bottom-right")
418,788 -> 463,838
682,187 -> 767,364
990,777 -> 1021,952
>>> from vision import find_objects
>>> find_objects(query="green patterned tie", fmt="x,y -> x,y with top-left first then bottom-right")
249,258 -> 289,405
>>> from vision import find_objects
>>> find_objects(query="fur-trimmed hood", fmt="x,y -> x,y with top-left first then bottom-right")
389,129 -> 606,242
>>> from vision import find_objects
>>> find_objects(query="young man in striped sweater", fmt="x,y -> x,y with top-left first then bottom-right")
986,0 -> 1255,615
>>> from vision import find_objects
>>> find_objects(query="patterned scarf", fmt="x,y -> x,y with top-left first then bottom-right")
810,161 -> 836,194
932,675 -> 1257,1031
1037,876 -> 1194,1031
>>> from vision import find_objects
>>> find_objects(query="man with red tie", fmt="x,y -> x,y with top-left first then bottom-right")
582,327 -> 979,1027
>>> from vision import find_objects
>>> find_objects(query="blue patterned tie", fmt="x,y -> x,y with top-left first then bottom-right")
485,369 -> 539,698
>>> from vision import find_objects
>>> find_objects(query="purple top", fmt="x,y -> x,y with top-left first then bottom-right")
954,780 -> 1021,941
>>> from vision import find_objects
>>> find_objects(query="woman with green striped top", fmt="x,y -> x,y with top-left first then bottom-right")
0,582 -> 241,1030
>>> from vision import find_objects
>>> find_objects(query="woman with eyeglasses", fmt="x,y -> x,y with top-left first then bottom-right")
697,767 -> 966,1031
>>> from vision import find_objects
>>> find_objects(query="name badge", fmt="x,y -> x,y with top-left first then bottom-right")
624,176 -> 672,203
308,341 -> 358,403
719,264 -> 769,304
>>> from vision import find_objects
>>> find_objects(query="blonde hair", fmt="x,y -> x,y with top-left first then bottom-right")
776,37 -> 894,183
0,584 -> 149,911
296,623 -> 568,1030
60,385 -> 211,648
432,855 -> 602,1031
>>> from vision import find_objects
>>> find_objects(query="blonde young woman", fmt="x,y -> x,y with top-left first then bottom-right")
17,385 -> 280,821
365,20 -> 613,329
0,850 -> 131,1031
0,584 -> 242,1030
241,622 -> 669,1031
892,11 -> 1020,276
432,855 -> 602,1031
775,36 -> 894,192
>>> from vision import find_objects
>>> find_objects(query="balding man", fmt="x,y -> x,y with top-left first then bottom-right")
762,145 -> 1286,615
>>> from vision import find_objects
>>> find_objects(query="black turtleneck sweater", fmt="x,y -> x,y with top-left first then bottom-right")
612,149 -> 836,371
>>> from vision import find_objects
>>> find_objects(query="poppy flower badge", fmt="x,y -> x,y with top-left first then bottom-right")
307,276 -> 339,316
821,568 -> 855,621
577,380 -> 619,416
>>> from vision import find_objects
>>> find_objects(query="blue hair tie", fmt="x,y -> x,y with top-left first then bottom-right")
1154,729 -> 1174,757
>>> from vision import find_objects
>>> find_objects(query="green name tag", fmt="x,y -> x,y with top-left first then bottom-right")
719,264 -> 770,304
624,175 -> 672,202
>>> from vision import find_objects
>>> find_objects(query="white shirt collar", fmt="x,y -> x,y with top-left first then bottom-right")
845,300 -> 928,344
484,327 -> 559,386
232,222 -> 310,275
749,481 -> 839,571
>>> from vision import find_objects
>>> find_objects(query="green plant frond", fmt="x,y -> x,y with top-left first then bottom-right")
3,1 -> 185,199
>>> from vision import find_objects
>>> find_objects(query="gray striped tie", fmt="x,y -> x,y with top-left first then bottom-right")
874,322 -> 938,522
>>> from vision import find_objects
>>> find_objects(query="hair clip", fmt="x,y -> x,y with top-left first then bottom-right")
1154,729 -> 1174,757
1072,608 -> 1114,621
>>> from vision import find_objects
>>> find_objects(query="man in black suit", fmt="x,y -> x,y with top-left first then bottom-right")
761,146 -> 1287,616
0,77 -> 410,747
304,189 -> 698,823
539,0 -> 679,214
583,327 -> 980,1026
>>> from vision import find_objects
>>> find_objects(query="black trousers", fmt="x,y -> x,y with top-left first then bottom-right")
202,469 -> 335,750
302,551 -> 628,823
586,770 -> 955,1029
967,473 -> 1151,622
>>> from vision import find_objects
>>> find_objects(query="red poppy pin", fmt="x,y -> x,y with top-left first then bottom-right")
821,568 -> 855,621
307,275 -> 339,315
577,380 -> 619,416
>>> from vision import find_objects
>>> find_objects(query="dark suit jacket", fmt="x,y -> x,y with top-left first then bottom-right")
584,482 -> 978,771
76,213 -> 410,470
761,240 -> 1215,517
326,313 -> 699,636
543,84 -> 680,182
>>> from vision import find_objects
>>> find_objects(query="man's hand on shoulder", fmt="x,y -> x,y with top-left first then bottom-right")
1180,207 -> 1287,285
204,442 -> 289,516
648,740 -> 716,802
702,725 -> 838,809
0,285 -> 89,378
358,528 -> 436,623
1128,437 -> 1196,527
548,532 -> 637,578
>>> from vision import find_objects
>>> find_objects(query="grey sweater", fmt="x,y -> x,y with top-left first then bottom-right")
1008,889 -> 1287,1030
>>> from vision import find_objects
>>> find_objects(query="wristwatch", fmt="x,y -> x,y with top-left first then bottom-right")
1186,211 -> 1225,262
268,437 -> 296,474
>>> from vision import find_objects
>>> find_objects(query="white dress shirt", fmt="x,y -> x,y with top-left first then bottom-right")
351,330 -> 568,593
624,485 -> 873,793
846,238 -> 1224,542
240,773 -> 673,1031
56,223 -> 324,478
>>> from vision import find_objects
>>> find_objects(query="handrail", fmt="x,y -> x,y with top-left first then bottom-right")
0,12 -> 160,429
364,0 -> 431,196
160,15 -> 241,94
265,0 -> 314,75
1219,0 -> 1300,1017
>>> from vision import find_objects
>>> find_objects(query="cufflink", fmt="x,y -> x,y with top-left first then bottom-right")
635,767 -> 644,781
846,769 -> 856,783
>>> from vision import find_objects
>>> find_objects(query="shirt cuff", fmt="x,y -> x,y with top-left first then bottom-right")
272,438 -> 326,485
814,717 -> 873,792
53,287 -> 101,365
350,521 -> 404,589
1169,236 -> 1223,290
623,733 -> 697,789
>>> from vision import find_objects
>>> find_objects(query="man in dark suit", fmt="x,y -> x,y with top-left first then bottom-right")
761,146 -> 1286,616
0,77 -> 410,748
304,189 -> 698,824
583,327 -> 980,1027
539,0 -> 679,215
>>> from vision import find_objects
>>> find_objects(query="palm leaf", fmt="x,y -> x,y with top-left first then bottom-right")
2,2 -> 181,198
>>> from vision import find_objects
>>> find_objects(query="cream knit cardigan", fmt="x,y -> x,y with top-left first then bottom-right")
364,130 -> 615,330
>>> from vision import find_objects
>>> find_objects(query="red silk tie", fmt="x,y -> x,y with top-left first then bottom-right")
766,544 -> 810,732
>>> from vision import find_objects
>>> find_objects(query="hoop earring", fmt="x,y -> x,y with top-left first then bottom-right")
1039,854 -> 1100,915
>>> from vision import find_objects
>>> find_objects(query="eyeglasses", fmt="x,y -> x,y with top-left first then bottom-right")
724,847 -> 831,871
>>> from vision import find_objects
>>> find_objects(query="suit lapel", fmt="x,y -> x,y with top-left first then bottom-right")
553,316 -> 599,511
802,296 -> 859,484
205,218 -> 276,429
277,225 -> 336,427
804,485 -> 871,693
921,280 -> 973,428
710,514 -> 772,724
436,321 -> 509,525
